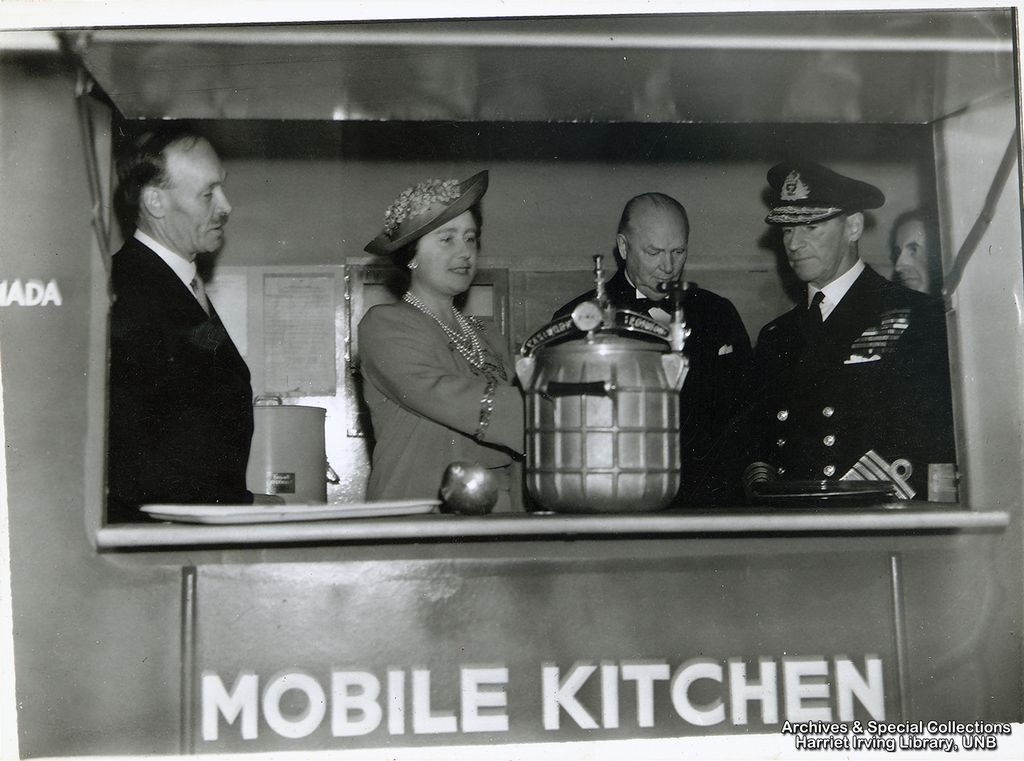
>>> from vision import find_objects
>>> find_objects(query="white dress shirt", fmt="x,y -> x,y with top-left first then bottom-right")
625,273 -> 673,324
808,259 -> 865,322
132,230 -> 207,312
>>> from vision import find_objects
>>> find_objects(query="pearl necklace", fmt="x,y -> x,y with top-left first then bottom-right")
402,292 -> 488,372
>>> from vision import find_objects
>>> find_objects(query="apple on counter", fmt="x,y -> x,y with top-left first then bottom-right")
440,462 -> 499,515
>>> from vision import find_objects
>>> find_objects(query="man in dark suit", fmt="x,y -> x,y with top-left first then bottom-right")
555,192 -> 753,506
107,126 -> 270,522
747,161 -> 955,499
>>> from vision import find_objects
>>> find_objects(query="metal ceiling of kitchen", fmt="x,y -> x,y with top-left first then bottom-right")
64,10 -> 1015,124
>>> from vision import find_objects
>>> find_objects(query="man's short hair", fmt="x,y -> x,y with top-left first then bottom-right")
890,206 -> 943,292
613,192 -> 690,266
890,207 -> 938,260
113,125 -> 206,237
617,192 -> 690,237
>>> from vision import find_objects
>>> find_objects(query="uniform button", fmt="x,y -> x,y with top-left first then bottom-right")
776,438 -> 786,447
822,406 -> 834,418
777,467 -> 786,476
823,465 -> 836,477
777,410 -> 789,421
823,434 -> 836,447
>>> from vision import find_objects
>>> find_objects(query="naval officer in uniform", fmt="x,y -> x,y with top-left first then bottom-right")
746,161 -> 955,499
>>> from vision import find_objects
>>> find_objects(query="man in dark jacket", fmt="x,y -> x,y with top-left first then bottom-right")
107,126 -> 274,522
747,161 -> 955,499
555,192 -> 753,506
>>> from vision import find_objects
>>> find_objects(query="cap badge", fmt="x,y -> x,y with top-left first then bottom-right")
781,170 -> 810,202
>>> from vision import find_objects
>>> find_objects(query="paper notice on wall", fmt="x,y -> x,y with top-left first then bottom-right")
263,274 -> 337,395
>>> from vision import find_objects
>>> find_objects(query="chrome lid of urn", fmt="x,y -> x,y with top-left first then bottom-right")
515,256 -> 690,513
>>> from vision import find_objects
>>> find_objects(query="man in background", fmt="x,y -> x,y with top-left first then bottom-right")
107,126 -> 275,522
556,192 -> 753,506
890,207 -> 942,296
747,161 -> 954,499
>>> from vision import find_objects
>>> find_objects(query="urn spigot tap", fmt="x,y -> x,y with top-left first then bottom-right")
658,280 -> 690,353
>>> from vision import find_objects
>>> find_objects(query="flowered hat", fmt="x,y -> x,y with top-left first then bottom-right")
765,161 -> 884,225
364,170 -> 489,255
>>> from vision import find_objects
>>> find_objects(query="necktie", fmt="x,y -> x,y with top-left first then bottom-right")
805,291 -> 825,340
190,276 -> 211,316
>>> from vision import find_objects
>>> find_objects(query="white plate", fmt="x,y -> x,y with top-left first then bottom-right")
140,499 -> 440,524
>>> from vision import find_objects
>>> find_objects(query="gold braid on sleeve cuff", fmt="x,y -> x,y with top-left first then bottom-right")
475,379 -> 498,440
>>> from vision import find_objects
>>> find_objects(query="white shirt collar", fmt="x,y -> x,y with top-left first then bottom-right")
809,259 -> 865,321
624,273 -> 668,307
133,229 -> 198,291
624,273 -> 673,324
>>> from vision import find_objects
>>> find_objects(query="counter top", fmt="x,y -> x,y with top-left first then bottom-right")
95,505 -> 1010,550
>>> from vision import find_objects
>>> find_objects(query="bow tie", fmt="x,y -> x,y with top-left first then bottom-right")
631,297 -> 670,313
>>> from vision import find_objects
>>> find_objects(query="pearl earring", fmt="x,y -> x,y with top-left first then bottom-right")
407,262 -> 418,270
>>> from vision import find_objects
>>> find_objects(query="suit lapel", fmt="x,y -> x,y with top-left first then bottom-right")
129,240 -> 249,380
127,239 -> 211,324
605,268 -> 637,308
821,268 -> 887,358
801,267 -> 886,382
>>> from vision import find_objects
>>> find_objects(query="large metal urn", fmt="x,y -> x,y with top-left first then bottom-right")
515,257 -> 689,513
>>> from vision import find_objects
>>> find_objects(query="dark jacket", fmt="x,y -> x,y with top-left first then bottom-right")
107,237 -> 254,522
555,267 -> 754,506
751,265 -> 954,497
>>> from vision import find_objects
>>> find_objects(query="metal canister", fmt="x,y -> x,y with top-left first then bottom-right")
246,395 -> 329,503
515,264 -> 689,513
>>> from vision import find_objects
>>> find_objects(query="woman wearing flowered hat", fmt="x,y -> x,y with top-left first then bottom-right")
358,171 -> 524,510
